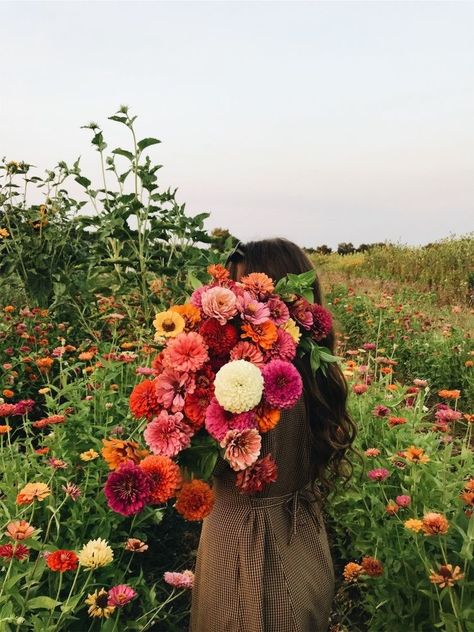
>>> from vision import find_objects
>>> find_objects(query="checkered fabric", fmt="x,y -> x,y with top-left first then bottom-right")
190,394 -> 335,632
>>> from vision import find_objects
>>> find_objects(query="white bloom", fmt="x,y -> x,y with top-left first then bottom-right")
78,538 -> 114,569
214,360 -> 263,413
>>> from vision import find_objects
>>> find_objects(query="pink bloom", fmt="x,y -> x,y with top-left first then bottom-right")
163,570 -> 194,589
262,360 -> 302,409
264,329 -> 296,362
104,461 -> 152,516
52,346 -> 67,357
229,342 -> 265,367
310,304 -> 333,341
136,367 -> 155,376
48,458 -> 68,470
0,403 -> 17,417
14,400 -> 35,415
435,408 -> 462,423
290,297 -> 313,330
372,405 -> 390,418
154,367 -> 195,412
364,448 -> 381,457
367,468 -> 390,482
144,410 -> 193,457
237,291 -> 271,325
161,332 -> 209,373
200,286 -> 238,325
396,495 -> 411,507
221,428 -> 262,471
62,482 -> 81,501
413,378 -> 428,387
205,398 -> 256,441
362,342 -> 377,351
107,584 -> 137,607
190,284 -> 213,309
267,297 -> 290,325
235,454 -> 278,494
353,384 -> 368,395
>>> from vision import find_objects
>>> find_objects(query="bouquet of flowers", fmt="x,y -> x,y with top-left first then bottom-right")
104,265 -> 338,521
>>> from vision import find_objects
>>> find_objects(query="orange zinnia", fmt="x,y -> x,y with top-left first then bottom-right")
16,482 -> 51,505
403,446 -> 430,463
101,438 -> 149,470
343,562 -> 364,582
170,304 -> 201,329
361,556 -> 384,577
140,455 -> 181,504
129,380 -> 161,420
241,272 -> 274,299
207,264 -> 230,283
35,357 -> 54,373
175,479 -> 215,521
0,425 -> 11,434
422,512 -> 449,536
438,389 -> 461,400
241,321 -> 278,350
255,403 -> 281,433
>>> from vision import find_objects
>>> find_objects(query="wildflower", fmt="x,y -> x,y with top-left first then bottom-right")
16,482 -> 50,505
48,457 -> 68,469
153,310 -> 186,339
237,291 -> 271,325
422,512 -> 449,536
129,379 -> 161,420
78,538 -> 114,569
0,543 -> 29,560
403,446 -> 429,463
361,556 -> 383,577
139,455 -> 182,504
78,351 -> 96,361
46,550 -> 79,572
163,570 -> 194,589
125,538 -> 148,553
35,357 -> 54,373
262,360 -> 303,409
372,405 -> 390,417
104,461 -> 152,516
235,454 -> 278,494
364,448 -> 381,457
107,584 -> 137,607
429,564 -> 464,588
5,520 -> 35,541
85,588 -> 116,619
438,389 -> 460,400
62,482 -> 81,501
353,384 -> 368,395
221,428 -> 262,471
32,414 -> 66,429
144,410 -> 193,457
310,304 -> 333,342
38,387 -> 50,395
435,408 -> 462,423
2,389 -> 14,398
80,449 -> 99,461
404,519 -> 424,533
101,438 -> 148,470
214,360 -> 263,413
343,562 -> 364,582
0,425 -> 11,434
175,479 -> 215,521
0,228 -> 10,238
161,332 -> 209,373
208,263 -> 230,283
367,468 -> 390,482
396,495 -> 411,508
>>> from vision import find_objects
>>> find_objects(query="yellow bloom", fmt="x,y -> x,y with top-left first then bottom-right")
404,518 -> 424,533
85,588 -> 116,618
282,318 -> 301,344
38,387 -> 50,395
78,538 -> 114,569
152,310 -> 185,339
80,449 -> 99,462
0,228 -> 10,239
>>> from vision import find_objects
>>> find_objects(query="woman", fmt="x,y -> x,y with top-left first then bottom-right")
190,238 -> 356,632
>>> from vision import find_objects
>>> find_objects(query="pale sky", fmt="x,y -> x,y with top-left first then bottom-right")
1,1 -> 473,249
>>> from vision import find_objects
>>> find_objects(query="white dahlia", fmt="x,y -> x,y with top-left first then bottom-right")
214,360 -> 264,413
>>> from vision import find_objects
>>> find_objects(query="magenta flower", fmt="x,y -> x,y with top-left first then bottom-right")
237,291 -> 271,325
372,405 -> 390,418
161,332 -> 209,374
163,570 -> 194,589
104,461 -> 151,516
310,304 -> 333,341
221,428 -> 262,471
290,297 -> 313,330
144,410 -> 193,457
262,359 -> 302,409
267,297 -> 290,325
107,584 -> 137,607
154,367 -> 195,412
367,468 -> 390,482
396,495 -> 411,507
205,398 -> 256,441
264,329 -> 296,362
435,408 -> 462,423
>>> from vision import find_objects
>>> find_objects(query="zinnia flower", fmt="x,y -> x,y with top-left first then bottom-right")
144,410 -> 193,457
235,454 -> 278,493
372,405 -> 390,417
205,398 -> 256,441
385,502 -> 399,515
104,461 -> 152,516
107,584 -> 137,607
396,495 -> 411,507
80,449 -> 99,461
16,482 -> 50,505
5,520 -> 35,541
221,428 -> 262,471
129,379 -> 162,420
161,332 -> 209,373
403,446 -> 430,464
264,329 -> 297,362
200,286 -> 238,324
241,321 -> 278,350
170,303 -> 201,329
46,550 -> 79,572
125,538 -> 148,553
404,519 -> 424,533
153,310 -> 185,339
388,416 -> 407,427
367,468 -> 390,482
199,318 -> 239,357
175,479 -> 215,521
139,455 -> 182,504
353,384 -> 368,395
101,438 -> 148,470
154,367 -> 195,412
0,543 -> 29,560
282,318 -> 301,344
229,341 -> 265,367
429,564 -> 464,588
364,448 -> 381,457
62,482 -> 81,501
184,388 -> 213,430
214,360 -> 263,413
163,570 -> 194,589
237,291 -> 271,325
361,556 -> 383,577
262,359 -> 302,409
78,538 -> 114,569
255,402 -> 281,433
240,272 -> 274,300
85,588 -> 116,619
267,297 -> 290,325
290,297 -> 313,330
422,512 -> 449,536
343,562 -> 364,582
310,304 -> 333,341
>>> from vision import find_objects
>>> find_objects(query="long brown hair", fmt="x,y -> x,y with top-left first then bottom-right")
226,237 -> 356,496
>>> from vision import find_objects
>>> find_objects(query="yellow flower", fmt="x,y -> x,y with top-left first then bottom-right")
282,318 -> 301,344
16,482 -> 51,505
152,310 -> 185,339
80,449 -> 99,461
403,446 -> 430,464
38,387 -> 50,395
78,538 -> 114,569
85,588 -> 116,618
0,228 -> 10,239
404,518 -> 424,533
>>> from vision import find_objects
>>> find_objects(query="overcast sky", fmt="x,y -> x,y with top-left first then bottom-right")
1,1 -> 473,249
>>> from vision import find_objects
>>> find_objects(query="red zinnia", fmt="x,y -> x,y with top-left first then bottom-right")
184,389 -> 212,430
0,543 -> 29,561
175,479 -> 215,521
199,319 -> 239,356
46,549 -> 79,572
235,454 -> 278,494
129,379 -> 162,420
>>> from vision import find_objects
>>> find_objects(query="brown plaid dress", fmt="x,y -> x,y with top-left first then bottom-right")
190,394 -> 335,632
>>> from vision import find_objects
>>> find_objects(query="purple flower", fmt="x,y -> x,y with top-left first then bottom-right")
367,468 -> 390,482
104,461 -> 151,516
262,359 -> 302,409
310,304 -> 333,341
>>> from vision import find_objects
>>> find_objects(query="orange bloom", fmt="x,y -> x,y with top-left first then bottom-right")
385,502 -> 399,515
403,446 -> 430,463
241,321 -> 278,350
34,447 -> 49,455
241,272 -> 275,299
361,556 -> 384,577
207,264 -> 230,283
16,482 -> 51,505
404,519 -> 424,533
386,384 -> 399,392
465,360 -> 474,368
2,389 -> 14,398
460,491 -> 474,506
78,351 -> 96,361
422,512 -> 449,536
35,357 -> 54,373
380,367 -> 393,375
129,380 -> 161,420
175,479 -> 215,521
463,414 -> 474,423
429,564 -> 464,588
388,416 -> 407,427
3,306 -> 15,313
343,562 -> 364,582
140,455 -> 181,504
170,304 -> 201,330
464,479 -> 474,492
5,520 -> 35,540
101,438 -> 148,470
0,425 -> 12,434
255,402 -> 281,433
46,549 -> 79,572
438,389 -> 461,400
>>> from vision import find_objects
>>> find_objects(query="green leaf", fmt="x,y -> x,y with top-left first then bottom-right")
112,148 -> 134,161
27,596 -> 61,610
75,175 -> 91,189
137,137 -> 161,152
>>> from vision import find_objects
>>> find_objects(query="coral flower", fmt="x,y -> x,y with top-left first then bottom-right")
290,297 -> 313,330
205,399 -> 256,441
229,341 -> 265,367
235,454 -> 278,494
104,461 -> 152,516
79,538 -> 114,569
201,286 -> 238,324
208,263 -> 230,283
437,389 -> 461,400
102,438 -> 148,470
139,455 -> 182,504
422,512 -> 449,536
0,425 -> 11,434
429,564 -> 464,588
129,379 -> 162,420
221,428 -> 262,471
16,482 -> 51,505
385,502 -> 399,515
267,297 -> 290,325
154,367 -> 195,412
264,329 -> 297,362
262,359 -> 302,409
62,482 -> 81,501
396,495 -> 411,507
161,332 -> 209,373
184,388 -> 213,430
164,569 -> 195,589
241,321 -> 278,350
153,310 -> 185,339
361,556 -> 384,577
367,468 -> 390,482
240,272 -> 274,300
125,538 -> 148,552
343,562 -> 364,582
107,584 -> 137,607
237,291 -> 271,325
214,360 -> 263,413
46,550 -> 79,572
0,543 -> 29,560
144,410 -> 193,457
404,518 -> 424,533
5,520 -> 35,541
255,402 -> 281,433
85,589 -> 116,619
175,480 -> 215,521
353,384 -> 368,395
364,448 -> 381,457
388,416 -> 407,427
403,446 -> 430,464
199,318 -> 239,356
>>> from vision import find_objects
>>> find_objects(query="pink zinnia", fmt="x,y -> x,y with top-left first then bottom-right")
353,384 -> 368,395
435,408 -> 462,423
310,304 -> 333,341
267,297 -> 290,325
364,448 -> 381,457
221,428 -> 262,471
264,329 -> 296,362
62,482 -> 81,501
262,360 -> 302,409
367,468 -> 390,482
362,342 -> 377,351
372,405 -> 390,418
161,332 -> 209,373
104,461 -> 152,516
235,454 -> 278,494
144,410 -> 193,457
237,291 -> 271,325
163,570 -> 194,589
396,495 -> 411,507
154,367 -> 195,412
290,297 -> 313,330
200,286 -> 238,325
205,398 -> 256,441
190,284 -> 214,309
229,341 -> 265,367
136,367 -> 155,376
14,400 -> 35,416
107,584 -> 137,607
